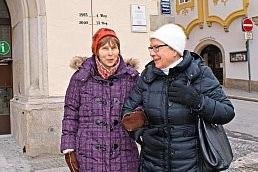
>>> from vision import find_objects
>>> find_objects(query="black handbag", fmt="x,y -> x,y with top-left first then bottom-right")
198,117 -> 233,171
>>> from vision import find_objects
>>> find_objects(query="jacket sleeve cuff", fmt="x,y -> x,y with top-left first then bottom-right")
62,149 -> 75,154
60,134 -> 76,152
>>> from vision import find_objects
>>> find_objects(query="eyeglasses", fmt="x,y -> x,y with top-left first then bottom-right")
148,44 -> 168,53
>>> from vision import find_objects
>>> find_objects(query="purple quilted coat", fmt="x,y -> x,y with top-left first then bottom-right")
61,56 -> 140,172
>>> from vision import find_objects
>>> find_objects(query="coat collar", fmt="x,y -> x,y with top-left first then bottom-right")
142,50 -> 204,83
75,56 -> 138,82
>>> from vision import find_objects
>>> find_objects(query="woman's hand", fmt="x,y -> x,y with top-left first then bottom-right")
122,111 -> 148,131
168,82 -> 202,109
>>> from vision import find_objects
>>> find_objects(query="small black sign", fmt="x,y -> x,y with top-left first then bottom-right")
229,51 -> 247,62
161,0 -> 171,14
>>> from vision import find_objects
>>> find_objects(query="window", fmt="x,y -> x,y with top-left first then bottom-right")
180,0 -> 190,3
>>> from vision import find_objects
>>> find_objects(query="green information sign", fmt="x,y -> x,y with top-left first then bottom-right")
0,40 -> 11,56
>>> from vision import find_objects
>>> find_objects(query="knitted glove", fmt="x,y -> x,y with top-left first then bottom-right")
65,151 -> 79,172
168,82 -> 202,109
142,128 -> 166,151
122,111 -> 148,131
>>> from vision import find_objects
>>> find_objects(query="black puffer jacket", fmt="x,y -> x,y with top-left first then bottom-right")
122,50 -> 235,172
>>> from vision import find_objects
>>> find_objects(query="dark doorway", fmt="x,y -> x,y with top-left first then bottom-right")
200,45 -> 223,84
0,0 -> 12,134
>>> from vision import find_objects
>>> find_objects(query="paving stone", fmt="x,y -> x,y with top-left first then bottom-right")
1,134 -> 258,171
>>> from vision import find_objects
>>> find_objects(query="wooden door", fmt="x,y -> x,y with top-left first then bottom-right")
0,61 -> 12,134
201,45 -> 223,84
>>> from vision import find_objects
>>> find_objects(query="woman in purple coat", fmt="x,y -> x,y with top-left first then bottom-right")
61,28 -> 139,172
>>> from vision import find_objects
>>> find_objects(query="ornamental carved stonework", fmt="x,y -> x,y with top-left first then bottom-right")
175,0 -> 249,37
176,0 -> 195,15
213,0 -> 229,6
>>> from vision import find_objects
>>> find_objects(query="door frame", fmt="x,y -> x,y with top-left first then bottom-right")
194,40 -> 225,85
0,0 -> 12,134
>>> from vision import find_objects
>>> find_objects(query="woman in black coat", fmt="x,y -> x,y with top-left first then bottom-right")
122,24 -> 235,172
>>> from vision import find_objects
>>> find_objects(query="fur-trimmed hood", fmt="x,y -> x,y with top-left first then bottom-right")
70,56 -> 139,71
69,56 -> 86,70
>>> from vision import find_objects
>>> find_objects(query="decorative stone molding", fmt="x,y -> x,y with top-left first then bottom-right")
175,0 -> 195,15
213,0 -> 229,6
179,0 -> 204,38
194,39 -> 226,85
6,0 -> 48,98
206,0 -> 249,31
6,0 -> 54,157
177,0 -> 249,38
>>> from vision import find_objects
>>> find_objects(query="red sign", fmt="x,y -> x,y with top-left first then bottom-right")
242,18 -> 254,32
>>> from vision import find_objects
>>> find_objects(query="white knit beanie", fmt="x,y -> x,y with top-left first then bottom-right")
150,24 -> 186,56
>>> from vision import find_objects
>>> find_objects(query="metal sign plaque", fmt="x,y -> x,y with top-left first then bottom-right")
0,41 -> 10,56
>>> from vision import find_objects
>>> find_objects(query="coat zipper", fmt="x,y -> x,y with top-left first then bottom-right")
165,76 -> 171,172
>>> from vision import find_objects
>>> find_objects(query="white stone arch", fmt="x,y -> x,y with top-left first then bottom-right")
6,0 -> 48,98
194,39 -> 226,85
5,0 -> 57,156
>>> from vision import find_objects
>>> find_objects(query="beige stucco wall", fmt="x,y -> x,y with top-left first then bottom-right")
45,0 -> 156,97
7,0 -> 169,157
7,0 -> 258,157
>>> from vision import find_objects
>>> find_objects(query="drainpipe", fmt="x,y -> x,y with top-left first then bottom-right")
246,40 -> 251,92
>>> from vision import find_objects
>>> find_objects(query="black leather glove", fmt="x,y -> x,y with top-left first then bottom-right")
168,82 -> 202,109
142,128 -> 166,150
133,128 -> 146,145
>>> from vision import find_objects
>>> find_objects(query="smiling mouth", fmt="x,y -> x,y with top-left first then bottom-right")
154,58 -> 160,62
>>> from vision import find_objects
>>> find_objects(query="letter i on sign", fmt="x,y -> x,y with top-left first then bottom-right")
0,41 -> 10,55
1,42 -> 4,53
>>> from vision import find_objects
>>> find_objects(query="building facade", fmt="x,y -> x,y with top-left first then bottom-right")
0,0 -> 257,156
174,0 -> 258,91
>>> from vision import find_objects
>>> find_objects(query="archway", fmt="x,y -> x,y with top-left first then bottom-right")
5,0 -> 48,98
200,45 -> 223,84
195,40 -> 225,85
4,0 -> 51,156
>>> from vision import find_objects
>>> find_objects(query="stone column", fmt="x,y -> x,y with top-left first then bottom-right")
7,0 -> 64,156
